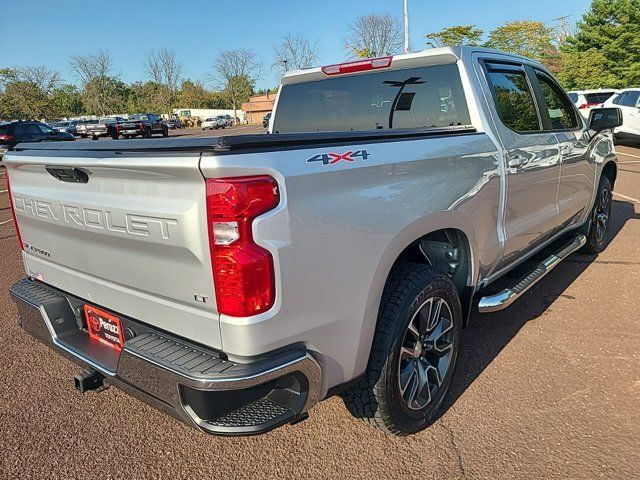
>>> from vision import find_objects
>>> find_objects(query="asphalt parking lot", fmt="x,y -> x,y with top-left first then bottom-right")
0,140 -> 638,479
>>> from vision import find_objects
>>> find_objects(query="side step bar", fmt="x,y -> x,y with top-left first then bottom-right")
478,233 -> 587,313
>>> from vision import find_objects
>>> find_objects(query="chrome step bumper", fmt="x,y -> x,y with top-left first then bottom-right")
478,234 -> 587,313
10,278 -> 322,436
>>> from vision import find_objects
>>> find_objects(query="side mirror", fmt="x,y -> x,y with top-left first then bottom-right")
589,107 -> 623,131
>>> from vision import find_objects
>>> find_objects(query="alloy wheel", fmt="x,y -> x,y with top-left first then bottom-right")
594,185 -> 612,244
397,297 -> 455,411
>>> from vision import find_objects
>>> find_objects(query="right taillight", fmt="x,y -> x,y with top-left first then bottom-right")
206,176 -> 279,317
5,169 -> 24,250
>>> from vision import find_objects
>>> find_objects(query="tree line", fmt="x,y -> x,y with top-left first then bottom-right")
1,0 -> 638,121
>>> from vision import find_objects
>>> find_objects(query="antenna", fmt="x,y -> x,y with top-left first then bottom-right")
404,0 -> 410,53
553,15 -> 571,43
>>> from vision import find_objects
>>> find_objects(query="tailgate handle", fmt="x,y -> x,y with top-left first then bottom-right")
45,166 -> 89,184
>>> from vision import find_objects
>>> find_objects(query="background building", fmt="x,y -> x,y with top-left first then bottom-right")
242,92 -> 277,125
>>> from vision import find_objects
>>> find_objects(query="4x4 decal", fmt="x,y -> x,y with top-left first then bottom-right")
307,150 -> 370,166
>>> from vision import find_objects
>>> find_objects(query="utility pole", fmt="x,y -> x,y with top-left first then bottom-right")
553,15 -> 571,44
404,0 -> 410,53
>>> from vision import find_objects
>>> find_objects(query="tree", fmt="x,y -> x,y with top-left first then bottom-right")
0,66 -> 60,119
213,49 -> 261,121
485,20 -> 555,64
273,34 -> 320,78
556,48 -> 619,90
144,47 -> 182,117
425,25 -> 484,47
177,80 -> 225,109
345,13 -> 404,58
69,51 -> 123,115
50,84 -> 83,118
126,81 -> 161,113
564,0 -> 640,87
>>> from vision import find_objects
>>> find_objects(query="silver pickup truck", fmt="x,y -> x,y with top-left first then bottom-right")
5,47 -> 622,436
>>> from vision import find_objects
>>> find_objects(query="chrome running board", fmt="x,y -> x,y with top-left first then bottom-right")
478,233 -> 587,313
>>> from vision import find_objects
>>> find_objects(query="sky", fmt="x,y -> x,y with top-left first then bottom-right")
3,0 -> 593,90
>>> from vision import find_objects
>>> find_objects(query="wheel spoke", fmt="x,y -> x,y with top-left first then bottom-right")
416,360 -> 431,406
428,298 -> 442,331
417,299 -> 433,333
399,361 -> 416,390
399,346 -> 414,362
402,367 -> 419,405
407,320 -> 420,341
427,319 -> 453,355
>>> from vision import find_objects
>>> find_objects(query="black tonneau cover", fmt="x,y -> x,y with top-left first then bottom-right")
13,126 -> 477,155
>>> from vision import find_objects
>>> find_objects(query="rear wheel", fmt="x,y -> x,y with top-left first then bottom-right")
143,129 -> 151,139
342,263 -> 461,435
583,175 -> 613,254
162,127 -> 168,137
111,132 -> 119,140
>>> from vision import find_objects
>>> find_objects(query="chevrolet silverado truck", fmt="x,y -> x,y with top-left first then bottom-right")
5,47 -> 622,436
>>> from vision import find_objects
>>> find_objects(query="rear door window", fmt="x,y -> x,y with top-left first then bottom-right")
272,63 -> 471,133
485,64 -> 541,132
15,124 -> 42,136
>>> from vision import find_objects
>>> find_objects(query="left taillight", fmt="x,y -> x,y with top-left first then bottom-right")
5,169 -> 23,250
206,176 -> 279,317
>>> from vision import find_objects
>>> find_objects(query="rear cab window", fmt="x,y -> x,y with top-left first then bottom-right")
272,63 -> 472,134
484,63 -> 541,132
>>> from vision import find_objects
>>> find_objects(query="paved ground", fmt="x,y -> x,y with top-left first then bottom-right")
0,140 -> 639,479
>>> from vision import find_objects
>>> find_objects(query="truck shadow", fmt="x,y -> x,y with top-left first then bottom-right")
440,199 -> 640,415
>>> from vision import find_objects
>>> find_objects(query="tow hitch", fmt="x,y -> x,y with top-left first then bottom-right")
73,369 -> 106,393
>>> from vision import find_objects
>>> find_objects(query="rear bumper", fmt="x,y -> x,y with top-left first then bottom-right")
10,278 -> 322,436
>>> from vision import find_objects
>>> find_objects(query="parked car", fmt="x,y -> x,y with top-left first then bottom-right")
85,117 -> 126,140
53,120 -> 79,136
118,113 -> 169,139
567,89 -> 617,118
604,88 -> 640,143
75,119 -> 99,138
201,116 -> 225,130
0,121 -> 74,160
5,47 -> 621,437
263,112 -> 271,128
167,118 -> 183,129
223,114 -> 233,127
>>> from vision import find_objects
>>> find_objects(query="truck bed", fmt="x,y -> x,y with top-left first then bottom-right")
13,126 -> 477,154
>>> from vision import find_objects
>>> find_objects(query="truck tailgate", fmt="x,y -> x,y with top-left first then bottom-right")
5,149 -> 221,349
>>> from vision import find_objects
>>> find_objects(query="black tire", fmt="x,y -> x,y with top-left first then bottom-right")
111,132 -> 119,140
342,263 -> 461,435
143,129 -> 151,139
583,175 -> 613,254
91,135 -> 98,141
162,127 -> 168,137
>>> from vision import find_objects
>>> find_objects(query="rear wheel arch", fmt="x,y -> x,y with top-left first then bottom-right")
349,223 -> 479,386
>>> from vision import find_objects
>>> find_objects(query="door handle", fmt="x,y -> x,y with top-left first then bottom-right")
508,155 -> 525,168
560,145 -> 574,156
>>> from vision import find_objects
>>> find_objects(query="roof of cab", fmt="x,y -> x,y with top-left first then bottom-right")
281,46 -> 540,85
